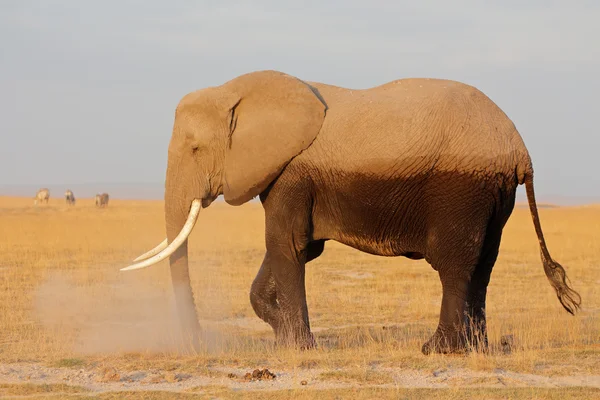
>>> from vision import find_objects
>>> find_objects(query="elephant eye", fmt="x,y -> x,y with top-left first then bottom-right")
192,145 -> 200,154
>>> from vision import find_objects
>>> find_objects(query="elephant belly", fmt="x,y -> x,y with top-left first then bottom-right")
310,172 -> 431,258
308,166 -> 510,260
314,216 -> 426,258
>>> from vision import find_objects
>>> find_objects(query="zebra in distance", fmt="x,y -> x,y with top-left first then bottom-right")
95,193 -> 109,208
34,188 -> 50,205
65,189 -> 76,206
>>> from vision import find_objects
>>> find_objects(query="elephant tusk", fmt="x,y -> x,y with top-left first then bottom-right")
132,238 -> 168,262
120,199 -> 202,272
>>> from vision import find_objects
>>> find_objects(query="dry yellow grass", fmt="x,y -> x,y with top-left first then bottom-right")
0,196 -> 599,397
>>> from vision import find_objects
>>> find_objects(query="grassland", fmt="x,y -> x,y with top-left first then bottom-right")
0,196 -> 598,398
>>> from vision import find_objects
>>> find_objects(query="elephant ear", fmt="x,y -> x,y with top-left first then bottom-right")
222,71 -> 326,206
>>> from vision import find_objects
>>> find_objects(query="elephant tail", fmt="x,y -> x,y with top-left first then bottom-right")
524,169 -> 581,315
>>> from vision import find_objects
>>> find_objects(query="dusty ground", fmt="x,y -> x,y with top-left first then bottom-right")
0,196 -> 599,399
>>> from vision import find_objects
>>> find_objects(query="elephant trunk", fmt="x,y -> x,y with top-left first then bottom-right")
121,152 -> 207,351
165,183 -> 202,351
167,234 -> 201,351
121,195 -> 203,352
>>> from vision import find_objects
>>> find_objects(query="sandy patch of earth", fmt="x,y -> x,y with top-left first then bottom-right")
1,362 -> 599,395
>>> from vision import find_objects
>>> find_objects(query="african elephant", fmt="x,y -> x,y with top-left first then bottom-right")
65,189 -> 76,206
122,70 -> 581,354
34,188 -> 50,205
95,193 -> 109,208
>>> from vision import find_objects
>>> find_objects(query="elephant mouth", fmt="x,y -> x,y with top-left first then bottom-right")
120,199 -> 202,271
201,196 -> 217,208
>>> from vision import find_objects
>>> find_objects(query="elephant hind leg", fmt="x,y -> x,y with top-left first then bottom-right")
464,225 -> 503,352
422,272 -> 473,355
421,203 -> 493,354
421,182 -> 516,355
465,196 -> 515,352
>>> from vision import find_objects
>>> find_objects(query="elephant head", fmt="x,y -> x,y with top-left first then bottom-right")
122,71 -> 327,348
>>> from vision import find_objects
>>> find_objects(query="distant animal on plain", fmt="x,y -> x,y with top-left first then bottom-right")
95,193 -> 109,208
64,189 -> 76,206
34,188 -> 50,205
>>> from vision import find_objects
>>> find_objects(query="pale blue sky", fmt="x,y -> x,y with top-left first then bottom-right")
1,1 -> 599,202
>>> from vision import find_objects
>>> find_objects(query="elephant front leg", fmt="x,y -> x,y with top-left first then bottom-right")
250,257 -> 280,332
250,250 -> 315,349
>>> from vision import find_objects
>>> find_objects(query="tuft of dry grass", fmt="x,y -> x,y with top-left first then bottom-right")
0,196 -> 599,395
0,382 -> 88,396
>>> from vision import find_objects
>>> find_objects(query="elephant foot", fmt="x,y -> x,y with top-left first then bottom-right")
421,327 -> 467,355
275,326 -> 317,350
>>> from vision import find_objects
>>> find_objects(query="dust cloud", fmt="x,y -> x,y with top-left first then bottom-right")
33,271 -> 232,355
